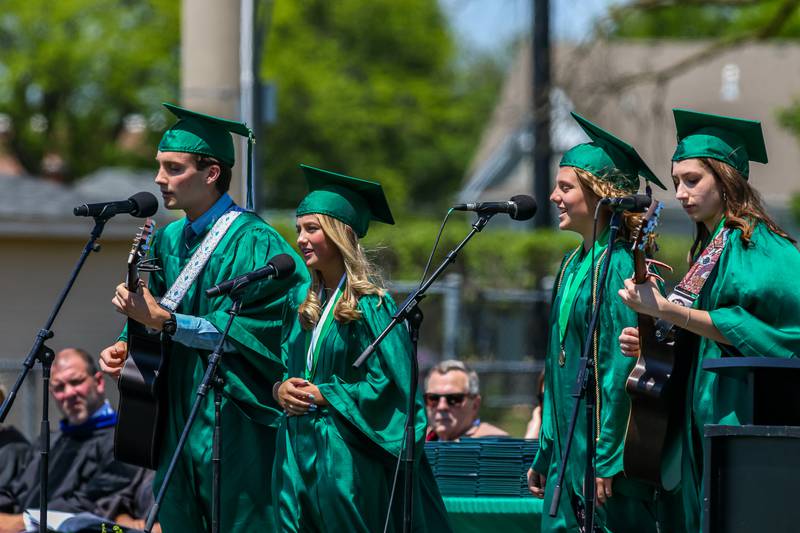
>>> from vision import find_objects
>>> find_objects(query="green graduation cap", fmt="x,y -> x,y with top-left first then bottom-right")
296,164 -> 395,238
672,109 -> 767,179
159,102 -> 257,209
560,111 -> 666,191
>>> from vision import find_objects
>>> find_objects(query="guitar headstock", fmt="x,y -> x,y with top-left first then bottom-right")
127,218 -> 156,268
632,199 -> 664,252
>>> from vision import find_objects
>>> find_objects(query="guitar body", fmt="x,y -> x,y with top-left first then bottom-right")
623,312 -> 685,485
114,320 -> 170,469
112,218 -> 170,470
622,201 -> 689,487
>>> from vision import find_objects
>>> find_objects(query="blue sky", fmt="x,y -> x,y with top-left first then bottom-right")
440,0 -> 619,51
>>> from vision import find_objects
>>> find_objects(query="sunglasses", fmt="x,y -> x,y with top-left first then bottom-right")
424,393 -> 471,407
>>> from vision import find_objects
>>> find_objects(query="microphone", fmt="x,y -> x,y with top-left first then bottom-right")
600,194 -> 652,213
74,192 -> 159,218
453,194 -> 537,221
205,253 -> 296,297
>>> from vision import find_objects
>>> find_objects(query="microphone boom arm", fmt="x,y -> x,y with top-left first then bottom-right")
353,213 -> 493,368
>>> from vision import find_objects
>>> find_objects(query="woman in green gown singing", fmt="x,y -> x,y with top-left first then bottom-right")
527,112 -> 671,532
271,164 -> 452,532
618,109 -> 800,532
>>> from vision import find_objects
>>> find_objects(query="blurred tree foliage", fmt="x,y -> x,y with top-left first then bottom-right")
267,213 -> 693,289
261,0 -> 504,213
0,0 -> 180,179
780,103 -> 800,225
609,0 -> 800,39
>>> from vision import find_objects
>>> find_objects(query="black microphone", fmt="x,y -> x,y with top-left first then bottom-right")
73,191 -> 159,218
453,194 -> 537,221
206,253 -> 296,297
600,194 -> 652,213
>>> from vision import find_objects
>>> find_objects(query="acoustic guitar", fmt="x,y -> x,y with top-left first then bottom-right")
114,218 -> 168,469
623,200 -> 689,488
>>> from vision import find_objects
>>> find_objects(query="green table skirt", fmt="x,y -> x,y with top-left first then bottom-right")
443,497 -> 541,533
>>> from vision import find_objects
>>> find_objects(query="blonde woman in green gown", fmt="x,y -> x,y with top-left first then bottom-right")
272,165 -> 452,532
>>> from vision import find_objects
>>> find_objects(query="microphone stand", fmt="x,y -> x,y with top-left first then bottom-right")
0,216 -> 109,533
144,292 -> 243,533
547,210 -> 622,532
353,213 -> 495,533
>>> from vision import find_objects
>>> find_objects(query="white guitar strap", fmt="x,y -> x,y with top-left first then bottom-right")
159,209 -> 243,312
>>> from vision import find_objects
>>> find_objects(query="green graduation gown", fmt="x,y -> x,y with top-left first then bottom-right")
532,238 -> 660,533
273,285 -> 452,532
142,211 -> 308,532
677,222 -> 800,532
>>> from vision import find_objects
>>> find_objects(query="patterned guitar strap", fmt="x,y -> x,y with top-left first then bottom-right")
654,227 -> 730,342
159,209 -> 243,312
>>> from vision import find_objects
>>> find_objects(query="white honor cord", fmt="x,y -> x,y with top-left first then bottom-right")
306,274 -> 347,375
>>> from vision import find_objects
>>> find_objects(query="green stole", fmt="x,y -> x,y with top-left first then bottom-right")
556,227 -> 609,366
305,275 -> 346,380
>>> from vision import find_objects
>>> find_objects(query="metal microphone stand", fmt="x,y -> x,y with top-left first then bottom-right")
0,215 -> 109,533
354,213 -> 495,533
144,294 -> 242,533
547,210 -> 622,532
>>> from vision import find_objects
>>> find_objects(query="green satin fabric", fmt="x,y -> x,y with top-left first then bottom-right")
273,288 -> 452,532
677,222 -> 800,532
531,239 -> 668,532
146,212 -> 309,532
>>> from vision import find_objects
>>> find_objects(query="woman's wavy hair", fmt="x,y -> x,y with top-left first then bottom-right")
682,158 -> 795,260
573,168 -> 654,251
298,214 -> 385,330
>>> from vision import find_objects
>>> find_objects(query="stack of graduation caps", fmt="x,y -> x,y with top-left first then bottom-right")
424,438 -> 540,497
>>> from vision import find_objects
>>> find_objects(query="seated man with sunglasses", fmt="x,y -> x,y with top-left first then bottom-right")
424,360 -> 509,441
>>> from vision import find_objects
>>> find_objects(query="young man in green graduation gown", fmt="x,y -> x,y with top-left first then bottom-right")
100,103 -> 308,532
528,112 -> 674,532
619,109 -> 800,532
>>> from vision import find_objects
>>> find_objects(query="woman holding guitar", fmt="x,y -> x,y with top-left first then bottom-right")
618,109 -> 800,532
528,112 -> 671,532
271,165 -> 451,532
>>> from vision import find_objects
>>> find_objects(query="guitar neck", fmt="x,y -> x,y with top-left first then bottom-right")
126,263 -> 139,292
633,249 -> 648,284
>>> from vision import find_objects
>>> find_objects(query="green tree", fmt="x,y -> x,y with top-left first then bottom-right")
260,0 -> 503,213
0,0 -> 179,179
609,0 -> 800,40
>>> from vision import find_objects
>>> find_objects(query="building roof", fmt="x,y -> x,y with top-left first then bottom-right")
464,40 -> 800,208
0,168 -> 171,240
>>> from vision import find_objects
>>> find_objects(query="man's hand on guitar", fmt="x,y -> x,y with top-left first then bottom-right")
619,327 -> 640,358
112,282 -> 171,330
99,341 -> 128,378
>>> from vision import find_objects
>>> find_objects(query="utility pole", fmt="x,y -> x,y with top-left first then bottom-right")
532,0 -> 552,228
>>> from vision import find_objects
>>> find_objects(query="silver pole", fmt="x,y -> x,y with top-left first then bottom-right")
240,0 -> 257,210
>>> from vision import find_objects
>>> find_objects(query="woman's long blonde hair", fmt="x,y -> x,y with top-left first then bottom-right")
573,167 -> 651,248
298,214 -> 385,330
